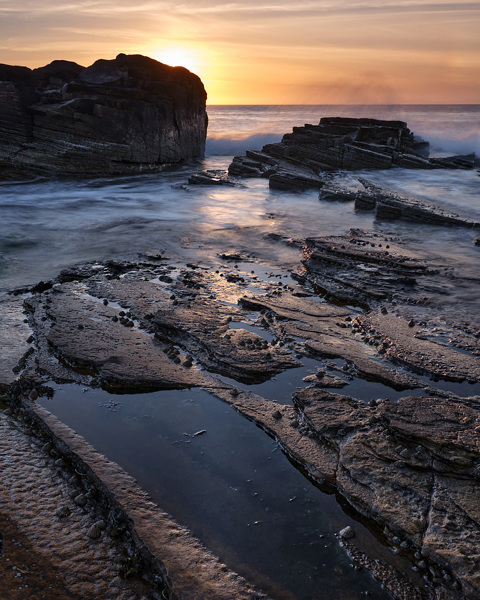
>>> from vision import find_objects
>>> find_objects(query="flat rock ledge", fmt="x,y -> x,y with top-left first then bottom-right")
0,53 -> 207,179
1,243 -> 480,600
1,391 -> 268,600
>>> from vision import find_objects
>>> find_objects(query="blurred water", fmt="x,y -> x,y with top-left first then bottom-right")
2,104 -> 479,292
206,104 -> 480,156
0,159 -> 376,290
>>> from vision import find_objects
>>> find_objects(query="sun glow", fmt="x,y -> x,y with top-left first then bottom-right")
153,46 -> 201,75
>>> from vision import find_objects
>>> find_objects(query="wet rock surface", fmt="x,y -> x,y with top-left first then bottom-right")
0,53 -> 207,179
294,389 -> 480,598
0,404 -> 168,600
187,169 -> 239,186
0,295 -> 32,390
1,227 -> 479,599
300,229 -> 430,307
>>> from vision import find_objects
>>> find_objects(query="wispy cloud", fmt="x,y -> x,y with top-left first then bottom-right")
172,0 -> 480,17
1,0 -> 479,17
0,0 -> 478,102
0,0 -> 168,17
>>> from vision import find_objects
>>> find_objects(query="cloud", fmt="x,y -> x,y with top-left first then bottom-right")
173,0 -> 480,17
0,0 -> 478,102
1,0 -> 478,18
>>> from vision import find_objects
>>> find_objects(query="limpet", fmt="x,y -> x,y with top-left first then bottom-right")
87,524 -> 102,539
74,493 -> 87,507
56,505 -> 71,518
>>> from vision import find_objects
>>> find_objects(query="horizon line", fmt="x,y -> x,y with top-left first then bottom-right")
206,103 -> 480,107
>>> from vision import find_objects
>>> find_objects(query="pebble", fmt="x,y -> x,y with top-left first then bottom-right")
339,526 -> 355,540
94,519 -> 107,529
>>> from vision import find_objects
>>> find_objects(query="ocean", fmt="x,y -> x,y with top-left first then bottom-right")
3,105 -> 480,600
1,105 -> 479,293
206,104 -> 480,157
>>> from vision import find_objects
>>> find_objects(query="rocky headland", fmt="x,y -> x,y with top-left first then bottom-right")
0,53 -> 207,179
1,117 -> 480,600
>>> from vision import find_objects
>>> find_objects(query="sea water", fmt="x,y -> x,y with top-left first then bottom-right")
1,105 -> 479,292
4,105 -> 480,599
206,104 -> 480,156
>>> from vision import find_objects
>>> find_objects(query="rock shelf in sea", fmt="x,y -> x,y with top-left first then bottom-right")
215,117 -> 480,229
229,117 -> 478,179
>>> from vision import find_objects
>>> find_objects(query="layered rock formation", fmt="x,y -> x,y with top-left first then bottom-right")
0,53 -> 207,179
293,388 -> 480,599
228,117 -> 477,183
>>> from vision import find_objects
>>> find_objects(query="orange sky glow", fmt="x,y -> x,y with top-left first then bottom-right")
0,1 -> 479,104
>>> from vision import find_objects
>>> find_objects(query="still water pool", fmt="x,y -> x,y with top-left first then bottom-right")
41,384 -> 394,600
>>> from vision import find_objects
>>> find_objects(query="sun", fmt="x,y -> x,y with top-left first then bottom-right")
154,47 -> 200,74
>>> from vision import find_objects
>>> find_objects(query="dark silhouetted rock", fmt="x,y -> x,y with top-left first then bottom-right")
351,181 -> 480,228
0,53 -> 207,179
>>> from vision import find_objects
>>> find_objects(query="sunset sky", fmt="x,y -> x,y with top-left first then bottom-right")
0,0 -> 479,104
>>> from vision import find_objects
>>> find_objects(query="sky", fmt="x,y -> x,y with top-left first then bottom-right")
0,0 -> 479,104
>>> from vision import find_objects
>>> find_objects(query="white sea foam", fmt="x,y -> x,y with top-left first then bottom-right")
206,133 -> 282,156
426,134 -> 480,156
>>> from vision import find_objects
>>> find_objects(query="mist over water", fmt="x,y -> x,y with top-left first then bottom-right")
1,104 -> 479,293
206,104 -> 480,156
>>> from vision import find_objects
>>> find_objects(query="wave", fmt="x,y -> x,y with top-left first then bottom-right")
425,134 -> 480,157
206,133 -> 282,156
206,131 -> 479,159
